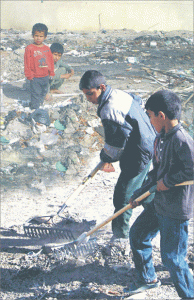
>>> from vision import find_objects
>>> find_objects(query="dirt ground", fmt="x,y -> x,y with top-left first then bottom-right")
0,29 -> 194,300
2,160 -> 194,300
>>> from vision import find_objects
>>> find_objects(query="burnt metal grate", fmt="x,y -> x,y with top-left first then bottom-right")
23,224 -> 75,241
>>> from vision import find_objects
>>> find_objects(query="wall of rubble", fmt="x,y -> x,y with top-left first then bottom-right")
1,1 -> 193,32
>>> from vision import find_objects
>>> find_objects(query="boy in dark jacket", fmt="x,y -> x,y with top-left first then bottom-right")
79,70 -> 156,247
24,23 -> 55,109
126,90 -> 194,298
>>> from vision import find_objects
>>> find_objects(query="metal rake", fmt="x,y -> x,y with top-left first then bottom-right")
43,238 -> 97,259
23,224 -> 75,240
43,180 -> 194,258
23,161 -> 105,240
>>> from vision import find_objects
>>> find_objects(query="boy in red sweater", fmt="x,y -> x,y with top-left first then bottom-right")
24,23 -> 55,109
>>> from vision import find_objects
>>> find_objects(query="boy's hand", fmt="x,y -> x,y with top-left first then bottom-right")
156,179 -> 169,191
60,74 -> 72,79
129,198 -> 139,209
100,163 -> 115,172
60,70 -> 74,79
45,93 -> 52,101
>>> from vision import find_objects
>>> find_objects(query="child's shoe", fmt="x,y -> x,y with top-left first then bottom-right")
124,279 -> 161,295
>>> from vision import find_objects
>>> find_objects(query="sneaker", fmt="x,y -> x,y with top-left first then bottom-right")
124,279 -> 161,295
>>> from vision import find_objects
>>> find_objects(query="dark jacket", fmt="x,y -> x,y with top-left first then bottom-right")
132,124 -> 194,220
97,85 -> 156,177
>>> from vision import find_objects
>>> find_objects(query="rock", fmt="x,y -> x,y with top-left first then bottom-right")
5,118 -> 32,139
19,146 -> 43,161
40,132 -> 59,145
63,122 -> 76,134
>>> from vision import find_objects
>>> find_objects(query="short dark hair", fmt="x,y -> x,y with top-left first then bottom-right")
32,23 -> 48,37
145,90 -> 182,120
79,70 -> 106,90
50,43 -> 64,54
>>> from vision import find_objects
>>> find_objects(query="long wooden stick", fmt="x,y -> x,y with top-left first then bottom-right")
86,180 -> 194,237
52,93 -> 81,97
57,161 -> 105,217
182,93 -> 194,108
29,161 -> 105,224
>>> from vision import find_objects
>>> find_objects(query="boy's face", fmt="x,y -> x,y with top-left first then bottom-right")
33,31 -> 46,46
146,110 -> 165,133
82,86 -> 104,104
52,52 -> 62,63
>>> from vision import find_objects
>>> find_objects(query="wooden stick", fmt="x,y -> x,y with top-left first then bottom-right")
57,161 -> 105,217
51,93 -> 81,97
143,67 -> 194,83
182,93 -> 194,108
86,180 -> 194,237
30,161 -> 105,223
175,180 -> 194,186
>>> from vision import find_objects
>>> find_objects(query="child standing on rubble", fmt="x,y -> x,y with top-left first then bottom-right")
79,70 -> 156,253
45,42 -> 74,99
24,23 -> 55,109
127,90 -> 194,298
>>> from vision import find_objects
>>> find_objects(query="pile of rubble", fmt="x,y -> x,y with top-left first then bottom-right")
0,96 -> 104,194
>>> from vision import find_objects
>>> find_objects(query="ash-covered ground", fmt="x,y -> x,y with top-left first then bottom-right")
0,28 -> 193,299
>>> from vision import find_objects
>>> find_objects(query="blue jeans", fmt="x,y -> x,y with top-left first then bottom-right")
130,201 -> 194,299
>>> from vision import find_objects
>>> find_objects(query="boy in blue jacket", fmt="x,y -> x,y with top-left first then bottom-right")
79,70 -> 156,248
127,90 -> 194,299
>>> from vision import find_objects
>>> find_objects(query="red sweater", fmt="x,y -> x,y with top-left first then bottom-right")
24,44 -> 55,80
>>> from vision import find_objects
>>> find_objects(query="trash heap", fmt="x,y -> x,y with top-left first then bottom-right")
1,28 -> 193,82
0,93 -> 104,193
1,28 -> 193,194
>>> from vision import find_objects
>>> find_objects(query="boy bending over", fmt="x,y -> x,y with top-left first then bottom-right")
48,42 -> 74,95
79,70 -> 156,252
126,90 -> 194,299
24,23 -> 55,109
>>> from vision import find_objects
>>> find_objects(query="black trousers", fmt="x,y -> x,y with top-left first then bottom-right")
30,76 -> 49,109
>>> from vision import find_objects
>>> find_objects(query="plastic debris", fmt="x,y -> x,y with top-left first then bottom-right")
127,57 -> 138,64
56,161 -> 67,172
31,108 -> 50,126
0,136 -> 10,144
54,120 -> 65,130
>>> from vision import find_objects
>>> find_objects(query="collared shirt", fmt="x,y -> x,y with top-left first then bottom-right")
133,123 -> 194,220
